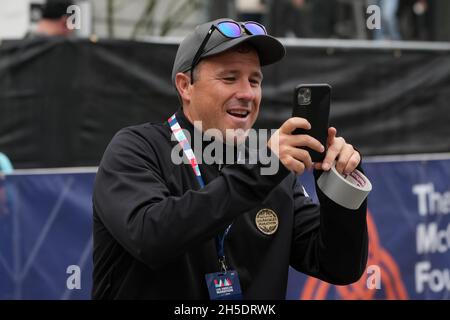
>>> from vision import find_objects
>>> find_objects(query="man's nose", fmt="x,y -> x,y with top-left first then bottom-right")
235,80 -> 256,101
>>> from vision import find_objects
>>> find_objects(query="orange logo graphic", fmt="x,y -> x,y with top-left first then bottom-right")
300,210 -> 408,300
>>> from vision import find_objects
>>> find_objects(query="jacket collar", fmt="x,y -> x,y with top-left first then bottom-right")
172,109 -> 247,166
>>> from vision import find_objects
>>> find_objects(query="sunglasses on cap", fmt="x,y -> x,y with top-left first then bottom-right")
190,20 -> 267,84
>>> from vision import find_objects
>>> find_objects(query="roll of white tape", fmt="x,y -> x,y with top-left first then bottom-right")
317,163 -> 372,210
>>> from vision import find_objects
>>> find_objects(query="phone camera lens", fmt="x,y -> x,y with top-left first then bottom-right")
298,88 -> 311,105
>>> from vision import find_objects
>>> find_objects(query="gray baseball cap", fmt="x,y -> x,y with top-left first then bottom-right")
171,18 -> 286,84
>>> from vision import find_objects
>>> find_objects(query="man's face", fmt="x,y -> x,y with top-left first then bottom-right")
185,47 -> 262,142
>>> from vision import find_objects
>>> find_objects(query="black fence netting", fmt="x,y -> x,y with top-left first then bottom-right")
1,37 -> 449,168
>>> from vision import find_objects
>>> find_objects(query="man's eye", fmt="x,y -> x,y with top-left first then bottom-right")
223,77 -> 236,81
250,79 -> 261,85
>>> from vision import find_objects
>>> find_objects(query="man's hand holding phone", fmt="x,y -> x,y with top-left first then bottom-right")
314,127 -> 361,175
267,117 -> 325,176
268,83 -> 361,176
268,119 -> 360,176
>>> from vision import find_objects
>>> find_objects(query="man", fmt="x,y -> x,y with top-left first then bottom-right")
92,18 -> 368,299
28,0 -> 74,38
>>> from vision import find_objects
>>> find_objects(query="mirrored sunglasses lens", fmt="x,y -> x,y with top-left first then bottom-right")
245,23 -> 266,35
217,22 -> 241,38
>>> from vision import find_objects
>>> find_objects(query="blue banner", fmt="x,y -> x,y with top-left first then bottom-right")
288,156 -> 450,300
1,157 -> 449,299
0,172 -> 95,300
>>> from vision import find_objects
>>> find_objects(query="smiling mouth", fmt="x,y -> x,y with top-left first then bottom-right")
226,110 -> 250,118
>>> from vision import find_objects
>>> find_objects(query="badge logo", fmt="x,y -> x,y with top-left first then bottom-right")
255,209 -> 279,235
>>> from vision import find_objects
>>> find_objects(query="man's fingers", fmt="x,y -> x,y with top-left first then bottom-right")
283,156 -> 305,175
343,151 -> 361,175
313,127 -> 337,171
280,117 -> 311,134
285,146 -> 313,170
327,127 -> 337,147
321,137 -> 345,171
287,134 -> 325,154
335,143 -> 354,174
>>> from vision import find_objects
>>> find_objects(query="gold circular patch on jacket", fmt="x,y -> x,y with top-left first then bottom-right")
255,209 -> 278,235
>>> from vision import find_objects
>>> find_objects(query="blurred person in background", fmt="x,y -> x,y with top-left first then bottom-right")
399,0 -> 434,41
312,0 -> 338,38
26,0 -> 75,38
0,153 -> 13,174
268,0 -> 312,38
0,152 -> 13,217
235,0 -> 267,24
374,0 -> 401,40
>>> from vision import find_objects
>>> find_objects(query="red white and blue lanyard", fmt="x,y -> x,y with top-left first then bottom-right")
168,114 -> 231,272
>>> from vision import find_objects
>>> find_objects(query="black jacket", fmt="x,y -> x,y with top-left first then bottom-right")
92,110 -> 368,299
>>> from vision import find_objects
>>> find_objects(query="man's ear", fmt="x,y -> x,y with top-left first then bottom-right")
61,16 -> 69,28
175,72 -> 192,103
